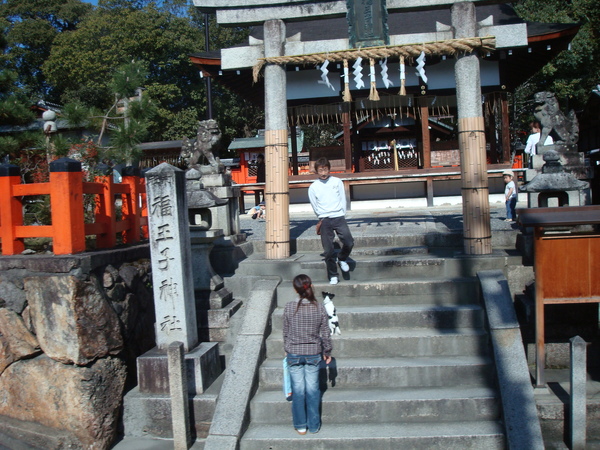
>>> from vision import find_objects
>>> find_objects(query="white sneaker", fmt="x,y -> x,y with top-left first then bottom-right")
338,259 -> 350,272
329,277 -> 339,285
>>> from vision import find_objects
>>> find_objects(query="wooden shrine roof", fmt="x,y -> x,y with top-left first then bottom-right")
190,4 -> 578,108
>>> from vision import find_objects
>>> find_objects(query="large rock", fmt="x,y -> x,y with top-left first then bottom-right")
0,308 -> 40,375
0,272 -> 28,313
24,275 -> 123,365
0,354 -> 127,449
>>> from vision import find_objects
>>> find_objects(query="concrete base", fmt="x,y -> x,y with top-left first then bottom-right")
136,342 -> 221,395
524,166 -> 590,208
206,186 -> 241,236
532,150 -> 584,170
122,378 -> 221,439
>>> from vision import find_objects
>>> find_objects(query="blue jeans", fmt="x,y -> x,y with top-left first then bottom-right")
320,216 -> 354,279
287,354 -> 322,432
506,197 -> 517,220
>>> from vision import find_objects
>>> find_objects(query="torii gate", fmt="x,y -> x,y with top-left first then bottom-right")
195,0 -> 528,259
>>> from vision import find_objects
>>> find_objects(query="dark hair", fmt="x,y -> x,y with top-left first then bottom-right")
292,274 -> 317,312
530,121 -> 541,129
314,157 -> 331,172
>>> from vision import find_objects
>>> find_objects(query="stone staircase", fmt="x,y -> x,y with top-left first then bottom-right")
235,244 -> 519,449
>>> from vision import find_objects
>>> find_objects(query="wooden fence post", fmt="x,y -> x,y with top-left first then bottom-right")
140,179 -> 149,239
49,158 -> 85,254
94,163 -> 117,249
121,166 -> 142,244
0,164 -> 25,255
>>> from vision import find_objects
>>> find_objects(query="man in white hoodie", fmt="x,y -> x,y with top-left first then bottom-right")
308,157 -> 354,285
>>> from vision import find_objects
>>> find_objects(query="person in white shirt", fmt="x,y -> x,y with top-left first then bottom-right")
524,121 -> 553,168
308,157 -> 354,285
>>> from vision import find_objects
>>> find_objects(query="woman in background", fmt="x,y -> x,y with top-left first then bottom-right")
283,274 -> 332,435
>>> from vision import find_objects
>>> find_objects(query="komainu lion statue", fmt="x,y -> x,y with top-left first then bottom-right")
180,119 -> 222,169
533,91 -> 579,147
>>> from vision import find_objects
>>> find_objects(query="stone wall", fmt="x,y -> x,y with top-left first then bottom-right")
0,245 -> 155,449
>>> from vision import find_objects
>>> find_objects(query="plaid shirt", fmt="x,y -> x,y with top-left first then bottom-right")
283,298 -> 332,357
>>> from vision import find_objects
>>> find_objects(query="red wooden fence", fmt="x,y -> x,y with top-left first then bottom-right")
0,158 -> 148,255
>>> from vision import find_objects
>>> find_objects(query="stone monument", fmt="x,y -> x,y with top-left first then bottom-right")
523,91 -> 591,207
180,119 -> 241,238
180,120 -> 243,341
137,163 -> 221,391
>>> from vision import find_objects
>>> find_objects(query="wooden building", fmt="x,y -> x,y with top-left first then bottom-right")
191,3 -> 579,205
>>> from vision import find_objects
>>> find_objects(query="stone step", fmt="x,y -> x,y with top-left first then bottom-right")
123,370 -> 223,439
259,355 -> 494,389
267,327 -> 487,358
275,277 -> 479,307
270,304 -> 484,332
351,245 -> 430,256
237,250 -> 516,282
240,421 -> 505,450
293,233 -> 464,253
198,298 -> 243,342
249,386 -> 500,424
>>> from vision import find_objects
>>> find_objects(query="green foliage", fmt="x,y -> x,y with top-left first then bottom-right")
105,119 -> 147,165
513,0 -> 600,121
1,0 -> 93,99
110,60 -> 148,99
43,3 -> 205,112
302,124 -> 343,149
0,69 -> 34,126
61,100 -> 92,127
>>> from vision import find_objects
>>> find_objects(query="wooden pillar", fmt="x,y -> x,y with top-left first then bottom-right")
343,106 -> 352,172
49,158 -> 86,255
94,167 -> 117,249
122,167 -> 142,244
351,110 -> 361,172
534,226 -> 546,387
420,102 -> 431,169
426,177 -> 434,207
488,96 -> 498,164
501,93 -> 511,164
0,164 -> 25,255
452,2 -> 492,255
290,120 -> 299,176
419,102 -> 434,207
264,19 -> 290,259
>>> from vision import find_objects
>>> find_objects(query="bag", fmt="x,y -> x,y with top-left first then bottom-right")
283,357 -> 292,400
316,219 -> 322,235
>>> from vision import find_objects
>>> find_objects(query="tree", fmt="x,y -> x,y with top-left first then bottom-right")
3,0 -> 263,163
43,2 -> 261,146
0,0 -> 93,100
0,18 -> 37,162
43,2 -> 208,141
513,0 -> 600,128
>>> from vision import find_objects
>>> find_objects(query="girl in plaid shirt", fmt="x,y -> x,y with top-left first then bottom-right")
283,274 -> 333,435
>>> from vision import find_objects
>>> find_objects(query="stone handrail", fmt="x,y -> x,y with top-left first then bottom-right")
204,277 -> 281,450
477,270 -> 544,450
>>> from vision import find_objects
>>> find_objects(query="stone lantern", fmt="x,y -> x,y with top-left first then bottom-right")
42,110 -> 57,134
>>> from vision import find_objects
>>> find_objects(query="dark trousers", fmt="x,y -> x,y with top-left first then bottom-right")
320,216 -> 354,279
506,196 -> 517,220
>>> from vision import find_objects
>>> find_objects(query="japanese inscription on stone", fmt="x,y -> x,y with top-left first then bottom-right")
146,163 -> 198,351
347,0 -> 389,48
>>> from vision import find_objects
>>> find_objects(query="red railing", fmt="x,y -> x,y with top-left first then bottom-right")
0,158 -> 148,255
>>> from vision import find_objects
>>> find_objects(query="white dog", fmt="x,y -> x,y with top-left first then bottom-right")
322,292 -> 341,335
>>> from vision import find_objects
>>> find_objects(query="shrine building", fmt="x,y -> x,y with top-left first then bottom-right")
191,3 -> 578,206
